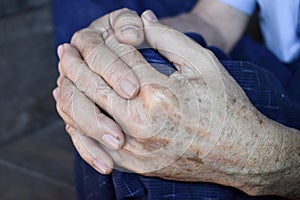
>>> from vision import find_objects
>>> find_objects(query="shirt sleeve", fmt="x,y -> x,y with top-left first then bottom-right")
219,0 -> 256,15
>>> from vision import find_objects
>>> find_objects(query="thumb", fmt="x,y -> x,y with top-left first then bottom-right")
141,10 -> 217,78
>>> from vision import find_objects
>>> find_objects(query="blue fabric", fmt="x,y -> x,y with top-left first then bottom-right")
287,58 -> 300,102
230,36 -> 292,87
52,0 -> 197,46
52,1 -> 299,199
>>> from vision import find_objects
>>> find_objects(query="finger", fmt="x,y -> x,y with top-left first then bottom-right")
66,125 -> 114,174
56,87 -> 115,173
141,10 -> 218,78
90,8 -> 144,47
70,8 -> 144,99
58,77 -> 125,150
70,28 -> 140,99
59,43 -> 129,115
54,87 -> 76,127
104,32 -> 168,85
55,85 -> 124,153
54,87 -> 80,129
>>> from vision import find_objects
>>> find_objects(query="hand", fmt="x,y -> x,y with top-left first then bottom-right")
53,8 -> 145,173
55,9 -> 300,199
55,8 -> 241,176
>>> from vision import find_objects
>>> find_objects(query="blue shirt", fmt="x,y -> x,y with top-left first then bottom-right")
220,0 -> 300,63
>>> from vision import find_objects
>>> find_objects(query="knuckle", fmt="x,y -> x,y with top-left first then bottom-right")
60,56 -> 82,81
71,28 -> 90,45
120,8 -> 138,17
102,60 -> 122,81
75,69 -> 92,90
106,41 -> 143,67
80,121 -> 94,136
75,71 -> 102,100
119,8 -> 130,13
85,44 -> 107,73
105,38 -> 133,56
65,125 -> 74,135
71,29 -> 84,46
71,28 -> 101,57
115,8 -> 135,17
115,43 -> 134,56
121,7 -> 130,12
88,50 -> 102,71
205,49 -> 215,58
96,82 -> 112,101
112,8 -> 140,27
60,49 -> 74,66
96,112 -> 106,122
60,88 -> 75,114
203,49 -> 221,67
82,42 -> 98,60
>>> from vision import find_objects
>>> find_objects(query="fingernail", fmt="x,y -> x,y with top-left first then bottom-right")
103,134 -> 121,149
120,26 -> 139,37
93,160 -> 109,174
142,10 -> 158,22
120,78 -> 139,98
57,44 -> 64,59
52,87 -> 60,101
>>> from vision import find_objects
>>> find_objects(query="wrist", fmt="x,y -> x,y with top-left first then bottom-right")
259,124 -> 300,199
199,88 -> 300,198
227,104 -> 300,198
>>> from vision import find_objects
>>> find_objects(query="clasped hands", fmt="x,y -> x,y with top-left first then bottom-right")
53,9 -> 294,196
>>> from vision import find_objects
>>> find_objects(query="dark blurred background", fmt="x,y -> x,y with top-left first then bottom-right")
0,0 -> 75,199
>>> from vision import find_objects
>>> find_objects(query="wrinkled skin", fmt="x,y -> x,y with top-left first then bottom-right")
54,9 -> 300,199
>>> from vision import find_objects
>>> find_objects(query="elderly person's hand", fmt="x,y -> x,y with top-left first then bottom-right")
54,9 -> 300,199
53,8 -> 144,173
